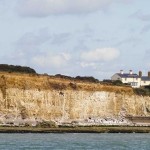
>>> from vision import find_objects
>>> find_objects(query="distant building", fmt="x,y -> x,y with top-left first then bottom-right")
111,70 -> 150,88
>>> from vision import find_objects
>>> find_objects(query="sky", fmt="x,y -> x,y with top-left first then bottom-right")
0,0 -> 150,80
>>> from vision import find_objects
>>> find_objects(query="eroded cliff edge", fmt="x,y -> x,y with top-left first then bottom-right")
0,72 -> 150,126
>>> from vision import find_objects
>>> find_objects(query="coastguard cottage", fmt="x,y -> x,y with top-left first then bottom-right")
111,70 -> 150,88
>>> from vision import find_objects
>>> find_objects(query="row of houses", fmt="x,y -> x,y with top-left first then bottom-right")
111,70 -> 150,88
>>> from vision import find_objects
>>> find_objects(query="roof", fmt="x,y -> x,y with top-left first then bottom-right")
141,76 -> 150,81
117,73 -> 139,78
116,73 -> 150,81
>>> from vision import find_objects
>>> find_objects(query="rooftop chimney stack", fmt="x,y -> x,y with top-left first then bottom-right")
129,70 -> 133,75
148,71 -> 150,78
139,71 -> 142,77
120,70 -> 123,74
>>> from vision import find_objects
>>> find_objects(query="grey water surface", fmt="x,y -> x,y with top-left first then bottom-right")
0,133 -> 149,150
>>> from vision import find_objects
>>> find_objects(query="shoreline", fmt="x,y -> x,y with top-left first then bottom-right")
0,126 -> 149,133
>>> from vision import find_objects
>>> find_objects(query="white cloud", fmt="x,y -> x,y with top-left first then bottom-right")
80,62 -> 97,68
81,48 -> 120,62
17,0 -> 122,17
32,52 -> 71,68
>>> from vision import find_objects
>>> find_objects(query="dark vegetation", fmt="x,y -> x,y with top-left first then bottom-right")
134,86 -> 150,96
103,79 -> 150,96
75,76 -> 99,83
69,82 -> 78,90
112,80 -> 123,86
55,74 -> 73,80
55,74 -> 99,83
0,64 -> 36,74
112,80 -> 130,86
103,79 -> 129,86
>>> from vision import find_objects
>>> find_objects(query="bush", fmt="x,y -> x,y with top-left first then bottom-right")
145,85 -> 150,89
55,74 -> 100,83
55,74 -> 73,80
134,88 -> 150,96
103,80 -> 113,83
0,64 -> 36,74
75,76 -> 99,83
112,80 -> 124,86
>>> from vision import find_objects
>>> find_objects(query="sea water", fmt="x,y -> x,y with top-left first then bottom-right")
0,133 -> 149,150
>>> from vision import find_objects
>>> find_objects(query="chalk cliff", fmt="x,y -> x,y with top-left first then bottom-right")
0,72 -> 150,126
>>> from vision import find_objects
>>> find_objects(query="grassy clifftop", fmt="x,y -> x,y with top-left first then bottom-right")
0,71 -> 134,95
0,64 -> 148,96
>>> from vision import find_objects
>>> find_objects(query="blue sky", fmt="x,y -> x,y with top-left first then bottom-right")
0,0 -> 150,80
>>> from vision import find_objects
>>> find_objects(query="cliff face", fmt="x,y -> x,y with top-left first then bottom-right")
0,72 -> 150,126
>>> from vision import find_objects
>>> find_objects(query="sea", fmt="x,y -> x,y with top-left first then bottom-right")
0,133 -> 149,150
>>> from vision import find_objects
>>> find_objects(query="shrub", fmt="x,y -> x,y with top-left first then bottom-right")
112,80 -> 124,86
75,76 -> 99,83
134,88 -> 150,96
145,85 -> 150,89
103,79 -> 113,83
0,64 -> 36,74
55,74 -> 73,80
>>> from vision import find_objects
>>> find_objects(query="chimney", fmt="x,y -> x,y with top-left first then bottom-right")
139,71 -> 142,77
120,70 -> 123,74
129,70 -> 133,75
148,71 -> 150,78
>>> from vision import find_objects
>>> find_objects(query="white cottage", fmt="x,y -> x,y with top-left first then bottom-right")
111,70 -> 150,88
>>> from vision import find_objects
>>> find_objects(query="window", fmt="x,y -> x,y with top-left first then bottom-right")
130,82 -> 138,87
